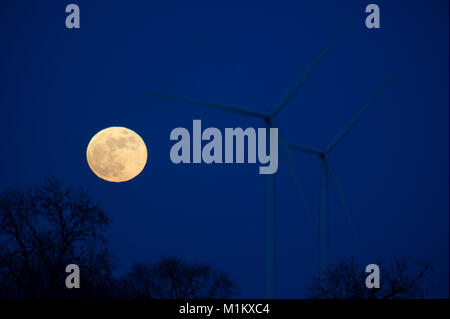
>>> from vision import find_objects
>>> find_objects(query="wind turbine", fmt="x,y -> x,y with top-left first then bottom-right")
289,76 -> 393,273
148,22 -> 352,298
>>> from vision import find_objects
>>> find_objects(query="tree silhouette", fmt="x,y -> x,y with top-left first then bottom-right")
0,178 -> 114,298
306,257 -> 433,299
117,257 -> 238,299
0,179 -> 239,299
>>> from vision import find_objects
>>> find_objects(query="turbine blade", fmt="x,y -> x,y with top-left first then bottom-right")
147,92 -> 267,119
271,118 -> 316,233
272,19 -> 354,116
324,154 -> 361,255
289,143 -> 323,155
327,75 -> 394,151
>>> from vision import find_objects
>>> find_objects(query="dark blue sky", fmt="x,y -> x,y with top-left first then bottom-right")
1,0 -> 448,297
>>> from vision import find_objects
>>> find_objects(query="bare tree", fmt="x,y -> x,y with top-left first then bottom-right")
117,263 -> 158,299
118,257 -> 238,299
0,178 -> 114,298
306,257 -> 433,299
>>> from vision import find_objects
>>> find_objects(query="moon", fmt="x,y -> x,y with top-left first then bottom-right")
86,127 -> 148,183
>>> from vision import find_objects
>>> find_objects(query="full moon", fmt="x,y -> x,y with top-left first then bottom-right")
86,127 -> 148,183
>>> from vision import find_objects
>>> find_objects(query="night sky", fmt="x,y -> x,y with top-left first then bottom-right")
0,0 -> 448,298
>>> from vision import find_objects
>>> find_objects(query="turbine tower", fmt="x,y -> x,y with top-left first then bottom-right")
289,76 -> 393,273
148,22 -> 352,298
